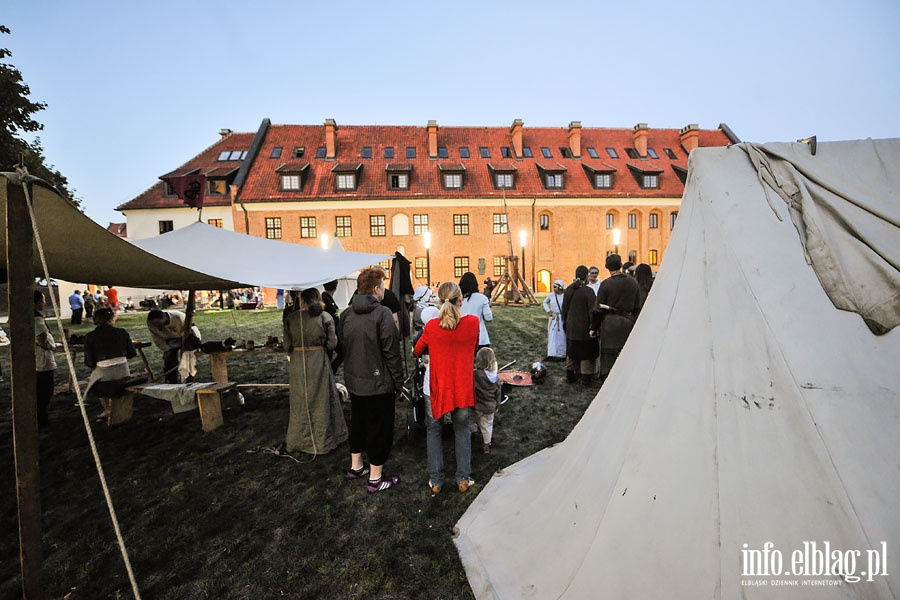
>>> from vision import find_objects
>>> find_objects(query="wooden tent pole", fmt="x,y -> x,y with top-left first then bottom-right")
7,177 -> 45,599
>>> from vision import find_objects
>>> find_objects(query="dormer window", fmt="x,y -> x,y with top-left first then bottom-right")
332,163 -> 362,191
208,179 -> 226,195
488,163 -> 517,189
495,173 -> 514,188
536,162 -> 567,190
582,162 -> 617,190
276,162 -> 310,191
386,163 -> 412,190
439,163 -> 466,190
627,163 -> 663,189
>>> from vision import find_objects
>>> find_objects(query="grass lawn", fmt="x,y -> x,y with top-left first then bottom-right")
0,303 -> 599,599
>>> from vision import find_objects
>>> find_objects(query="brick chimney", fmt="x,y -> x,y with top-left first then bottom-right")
680,123 -> 700,154
427,120 -> 439,159
219,128 -> 233,139
633,123 -> 649,157
509,119 -> 524,158
324,118 -> 338,160
567,121 -> 582,158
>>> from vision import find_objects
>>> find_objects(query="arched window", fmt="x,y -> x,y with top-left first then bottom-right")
392,213 -> 409,236
540,213 -> 550,230
649,249 -> 659,265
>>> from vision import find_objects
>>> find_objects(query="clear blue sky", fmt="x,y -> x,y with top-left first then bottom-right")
6,0 -> 899,226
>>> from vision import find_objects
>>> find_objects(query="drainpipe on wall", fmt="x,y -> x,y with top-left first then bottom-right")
531,197 -> 536,291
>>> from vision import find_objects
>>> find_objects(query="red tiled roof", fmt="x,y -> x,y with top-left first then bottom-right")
120,122 -> 734,211
117,132 -> 255,211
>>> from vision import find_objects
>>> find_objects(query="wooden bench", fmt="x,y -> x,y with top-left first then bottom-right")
101,382 -> 235,431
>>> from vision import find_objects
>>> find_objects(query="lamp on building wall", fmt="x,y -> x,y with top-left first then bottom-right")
424,231 -> 431,286
520,229 -> 527,283
613,228 -> 621,255
320,233 -> 329,249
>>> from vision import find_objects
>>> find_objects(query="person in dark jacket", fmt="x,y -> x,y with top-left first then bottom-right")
562,265 -> 598,385
84,307 -> 137,418
590,253 -> 642,382
340,267 -> 404,493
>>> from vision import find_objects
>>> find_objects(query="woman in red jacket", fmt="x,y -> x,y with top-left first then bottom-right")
413,281 -> 480,493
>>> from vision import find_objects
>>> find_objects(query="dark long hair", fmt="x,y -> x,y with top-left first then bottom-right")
635,263 -> 654,294
459,272 -> 479,299
300,288 -> 325,316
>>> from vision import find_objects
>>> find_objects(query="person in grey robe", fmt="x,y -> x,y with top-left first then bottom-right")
283,287 -> 348,455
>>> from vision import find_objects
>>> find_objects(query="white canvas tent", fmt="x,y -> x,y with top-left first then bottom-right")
130,221 -> 389,291
455,139 -> 900,599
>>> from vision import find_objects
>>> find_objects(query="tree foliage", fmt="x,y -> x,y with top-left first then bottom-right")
0,25 -> 78,205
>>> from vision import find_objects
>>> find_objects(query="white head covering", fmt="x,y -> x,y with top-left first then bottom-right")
553,279 -> 566,292
414,285 -> 433,305
421,306 -> 440,324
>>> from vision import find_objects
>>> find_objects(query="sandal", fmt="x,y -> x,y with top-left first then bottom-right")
367,475 -> 399,493
346,465 -> 370,480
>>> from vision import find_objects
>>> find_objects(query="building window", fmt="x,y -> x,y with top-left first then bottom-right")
493,256 -> 507,277
523,146 -> 533,158
159,220 -> 174,234
642,174 -> 659,189
606,213 -> 615,230
628,250 -> 637,264
628,213 -> 637,229
270,146 -> 283,159
493,213 -> 508,234
413,214 -> 429,235
293,147 -> 305,158
265,217 -> 282,239
587,147 -> 599,159
649,249 -> 659,265
362,146 -> 372,158
315,146 -> 327,159
546,173 -> 563,188
454,257 -> 469,278
540,214 -> 550,230
453,214 -> 469,235
208,179 -> 226,195
595,173 -> 612,189
415,257 -> 428,279
625,148 -> 640,159
459,146 -> 470,158
438,146 -> 449,158
649,213 -> 659,229
370,215 -> 386,237
207,219 -> 223,228
336,173 -> 356,190
664,148 -> 678,159
378,259 -> 392,278
389,173 -> 409,190
443,173 -> 462,189
217,150 -> 246,161
495,173 -> 514,188
541,147 -> 552,158
647,148 -> 659,159
406,146 -> 416,159
280,174 -> 301,191
300,216 -> 317,238
336,216 -> 352,237
560,147 -> 573,159
479,146 -> 491,158
501,146 -> 511,158
606,147 -> 619,159
670,211 -> 678,229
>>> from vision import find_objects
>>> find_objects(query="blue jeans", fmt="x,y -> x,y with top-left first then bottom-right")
424,401 -> 471,487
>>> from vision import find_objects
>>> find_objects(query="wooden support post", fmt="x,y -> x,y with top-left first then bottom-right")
209,352 -> 229,383
7,177 -> 45,599
196,389 -> 224,432
106,393 -> 134,426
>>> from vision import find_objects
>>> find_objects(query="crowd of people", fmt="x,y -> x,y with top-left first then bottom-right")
25,256 -> 653,493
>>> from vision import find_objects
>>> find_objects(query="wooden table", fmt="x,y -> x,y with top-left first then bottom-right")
59,340 -> 155,392
104,382 -> 235,431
